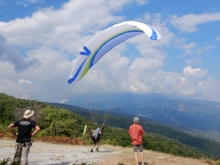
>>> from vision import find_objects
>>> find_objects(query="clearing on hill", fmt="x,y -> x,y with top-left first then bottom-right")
0,139 -> 211,165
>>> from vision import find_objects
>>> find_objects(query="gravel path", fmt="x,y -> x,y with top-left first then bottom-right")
0,139 -> 122,165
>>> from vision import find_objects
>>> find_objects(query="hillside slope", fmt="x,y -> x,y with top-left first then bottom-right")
47,102 -> 220,157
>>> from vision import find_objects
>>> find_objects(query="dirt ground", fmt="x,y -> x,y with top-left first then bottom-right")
0,139 -> 211,165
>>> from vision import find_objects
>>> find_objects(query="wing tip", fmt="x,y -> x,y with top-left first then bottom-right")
67,79 -> 73,84
150,28 -> 161,40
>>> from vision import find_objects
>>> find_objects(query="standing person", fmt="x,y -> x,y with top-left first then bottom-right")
90,125 -> 104,152
8,109 -> 40,165
128,117 -> 145,165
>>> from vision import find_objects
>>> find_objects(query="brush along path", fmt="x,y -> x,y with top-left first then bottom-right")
0,139 -> 210,165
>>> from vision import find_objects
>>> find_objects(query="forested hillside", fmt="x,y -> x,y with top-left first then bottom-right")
48,102 -> 220,157
0,93 -> 220,162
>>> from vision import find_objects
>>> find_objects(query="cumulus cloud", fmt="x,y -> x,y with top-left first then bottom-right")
0,0 -> 220,103
0,0 -> 125,54
183,66 -> 207,78
0,34 -> 41,72
170,13 -> 220,32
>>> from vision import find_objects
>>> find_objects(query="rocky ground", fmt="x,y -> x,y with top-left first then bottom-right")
0,139 -> 212,165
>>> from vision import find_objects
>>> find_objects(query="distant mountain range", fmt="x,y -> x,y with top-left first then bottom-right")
64,93 -> 220,133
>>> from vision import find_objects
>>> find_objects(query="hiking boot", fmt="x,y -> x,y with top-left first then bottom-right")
90,149 -> 93,152
96,147 -> 99,152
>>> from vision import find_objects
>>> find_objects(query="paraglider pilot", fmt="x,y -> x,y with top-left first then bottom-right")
90,125 -> 104,152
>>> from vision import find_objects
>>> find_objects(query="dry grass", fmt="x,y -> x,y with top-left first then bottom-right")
97,145 -> 215,165
41,136 -> 86,145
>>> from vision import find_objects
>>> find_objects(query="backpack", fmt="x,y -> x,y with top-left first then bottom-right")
93,127 -> 100,140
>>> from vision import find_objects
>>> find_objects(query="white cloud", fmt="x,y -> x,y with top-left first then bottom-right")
180,77 -> 187,86
16,0 -> 40,7
61,99 -> 69,104
183,66 -> 207,78
183,42 -> 197,55
170,13 -> 220,33
130,57 -> 163,76
183,42 -> 197,50
1,0 -> 145,102
174,38 -> 215,57
0,0 -> 124,51
29,0 -> 39,3
18,79 -> 32,85
185,58 -> 202,66
135,0 -> 150,6
216,36 -> 220,41
106,0 -> 149,11
195,45 -> 215,55
0,0 -> 220,103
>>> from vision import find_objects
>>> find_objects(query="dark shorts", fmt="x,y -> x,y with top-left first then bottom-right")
91,136 -> 100,144
132,144 -> 143,152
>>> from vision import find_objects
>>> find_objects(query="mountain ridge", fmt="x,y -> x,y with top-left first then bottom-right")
64,93 -> 220,133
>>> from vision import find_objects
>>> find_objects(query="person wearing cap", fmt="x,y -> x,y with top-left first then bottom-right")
90,125 -> 104,152
8,109 -> 40,165
128,117 -> 145,165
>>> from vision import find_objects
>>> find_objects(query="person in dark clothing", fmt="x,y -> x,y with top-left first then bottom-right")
90,125 -> 104,152
8,109 -> 40,165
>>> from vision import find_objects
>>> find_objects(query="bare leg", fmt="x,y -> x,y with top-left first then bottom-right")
96,140 -> 101,151
91,144 -> 96,152
90,136 -> 96,152
140,152 -> 144,165
134,152 -> 139,165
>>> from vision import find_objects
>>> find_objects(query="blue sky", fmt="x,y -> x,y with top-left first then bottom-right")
0,0 -> 220,104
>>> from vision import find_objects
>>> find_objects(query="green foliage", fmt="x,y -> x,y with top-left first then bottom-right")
37,106 -> 88,138
0,158 -> 21,165
144,133 -> 209,158
0,93 -> 42,125
102,127 -> 130,147
0,158 -> 9,165
0,94 -> 15,125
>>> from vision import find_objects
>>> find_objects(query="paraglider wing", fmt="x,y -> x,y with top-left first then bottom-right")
67,21 -> 161,84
